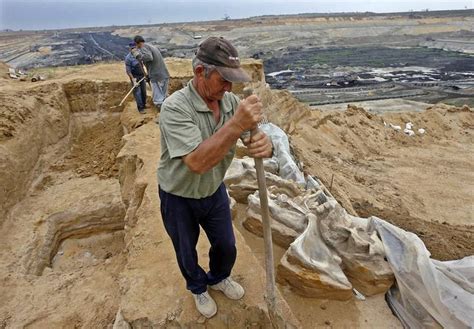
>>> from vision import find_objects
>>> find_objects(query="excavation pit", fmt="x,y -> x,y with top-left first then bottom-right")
52,230 -> 125,272
0,79 -> 130,327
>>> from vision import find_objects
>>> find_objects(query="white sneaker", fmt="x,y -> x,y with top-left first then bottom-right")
192,291 -> 217,318
210,277 -> 245,300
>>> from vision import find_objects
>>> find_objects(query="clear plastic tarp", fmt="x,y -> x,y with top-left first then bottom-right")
372,218 -> 474,329
260,123 -> 306,186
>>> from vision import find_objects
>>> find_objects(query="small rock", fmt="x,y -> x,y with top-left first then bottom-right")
112,309 -> 131,329
389,123 -> 401,131
325,320 -> 331,325
42,267 -> 53,275
404,128 -> 415,136
320,304 -> 327,310
197,316 -> 206,324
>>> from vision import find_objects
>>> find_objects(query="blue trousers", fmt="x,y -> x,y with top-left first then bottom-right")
132,78 -> 147,111
151,78 -> 169,107
159,183 -> 236,294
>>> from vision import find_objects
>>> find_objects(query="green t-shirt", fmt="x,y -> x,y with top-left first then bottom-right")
157,81 -> 240,199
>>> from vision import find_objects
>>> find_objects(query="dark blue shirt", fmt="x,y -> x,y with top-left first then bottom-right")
125,52 -> 144,78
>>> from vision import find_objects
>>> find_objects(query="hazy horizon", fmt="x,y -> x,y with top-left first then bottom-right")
1,0 -> 472,31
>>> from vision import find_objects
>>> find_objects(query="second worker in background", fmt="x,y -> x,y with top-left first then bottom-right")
133,35 -> 170,109
125,42 -> 147,113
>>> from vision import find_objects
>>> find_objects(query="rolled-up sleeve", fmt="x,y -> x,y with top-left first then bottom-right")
160,103 -> 202,159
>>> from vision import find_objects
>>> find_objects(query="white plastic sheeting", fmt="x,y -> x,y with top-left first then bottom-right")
240,121 -> 472,326
260,123 -> 306,186
288,211 -> 351,289
372,218 -> 474,329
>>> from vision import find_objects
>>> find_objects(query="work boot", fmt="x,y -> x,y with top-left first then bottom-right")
192,291 -> 217,318
210,277 -> 245,300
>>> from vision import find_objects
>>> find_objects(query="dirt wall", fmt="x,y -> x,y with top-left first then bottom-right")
0,84 -> 71,223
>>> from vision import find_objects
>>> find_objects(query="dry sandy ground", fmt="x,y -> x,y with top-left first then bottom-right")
315,99 -> 434,113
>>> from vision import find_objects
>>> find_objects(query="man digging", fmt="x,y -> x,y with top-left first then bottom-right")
133,35 -> 170,109
158,37 -> 273,318
124,42 -> 147,113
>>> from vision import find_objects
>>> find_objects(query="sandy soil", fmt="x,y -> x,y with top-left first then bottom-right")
315,99 -> 433,113
0,59 -> 301,328
51,115 -> 123,179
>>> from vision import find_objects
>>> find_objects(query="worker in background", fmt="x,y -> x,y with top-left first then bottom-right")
132,35 -> 169,110
124,42 -> 147,114
157,37 -> 273,318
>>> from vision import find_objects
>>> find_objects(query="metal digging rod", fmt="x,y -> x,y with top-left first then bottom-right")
243,87 -> 277,317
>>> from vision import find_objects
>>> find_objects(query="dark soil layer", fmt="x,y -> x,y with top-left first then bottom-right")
264,46 -> 474,73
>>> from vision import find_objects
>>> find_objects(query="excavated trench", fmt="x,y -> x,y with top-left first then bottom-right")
0,79 -> 133,327
21,81 -> 128,276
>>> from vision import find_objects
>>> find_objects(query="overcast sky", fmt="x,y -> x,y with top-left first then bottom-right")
1,0 -> 472,30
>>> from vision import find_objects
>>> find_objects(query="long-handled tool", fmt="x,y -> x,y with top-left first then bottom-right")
243,88 -> 277,316
110,76 -> 146,109
132,47 -> 152,88
138,59 -> 152,89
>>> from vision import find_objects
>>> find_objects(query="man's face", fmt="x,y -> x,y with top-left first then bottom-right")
197,68 -> 232,101
136,42 -> 144,49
